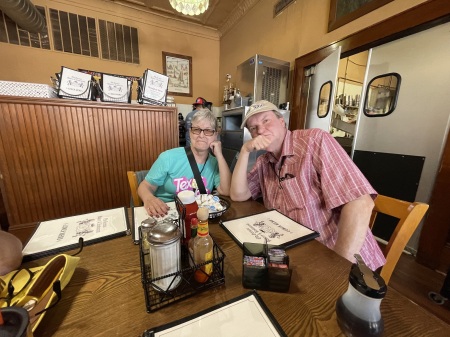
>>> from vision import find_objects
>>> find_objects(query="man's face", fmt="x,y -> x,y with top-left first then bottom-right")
246,110 -> 286,152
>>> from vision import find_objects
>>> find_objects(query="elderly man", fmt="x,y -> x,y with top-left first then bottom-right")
230,100 -> 385,270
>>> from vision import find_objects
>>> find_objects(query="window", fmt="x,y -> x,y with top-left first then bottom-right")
364,73 -> 401,117
0,6 -> 50,50
49,9 -> 98,57
317,81 -> 332,117
99,20 -> 139,64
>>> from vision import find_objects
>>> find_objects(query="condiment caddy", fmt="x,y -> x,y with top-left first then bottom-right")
138,194 -> 226,312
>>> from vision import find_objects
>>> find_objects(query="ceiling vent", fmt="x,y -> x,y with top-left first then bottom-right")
0,0 -> 46,33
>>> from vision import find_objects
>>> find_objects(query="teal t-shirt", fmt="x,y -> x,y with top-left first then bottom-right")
145,147 -> 220,202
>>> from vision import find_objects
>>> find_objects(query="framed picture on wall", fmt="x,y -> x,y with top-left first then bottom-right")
162,52 -> 192,97
328,0 -> 394,32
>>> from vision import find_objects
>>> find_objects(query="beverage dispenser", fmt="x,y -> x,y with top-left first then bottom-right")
221,55 -> 290,171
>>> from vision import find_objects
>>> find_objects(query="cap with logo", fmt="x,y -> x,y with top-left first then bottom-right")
240,100 -> 279,129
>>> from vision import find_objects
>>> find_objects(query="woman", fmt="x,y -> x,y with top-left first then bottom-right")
138,108 -> 231,217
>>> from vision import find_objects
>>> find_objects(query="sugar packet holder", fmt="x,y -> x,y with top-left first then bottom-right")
242,241 -> 292,293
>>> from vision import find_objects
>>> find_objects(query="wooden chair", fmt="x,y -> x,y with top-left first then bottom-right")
370,194 -> 429,284
126,170 -> 148,207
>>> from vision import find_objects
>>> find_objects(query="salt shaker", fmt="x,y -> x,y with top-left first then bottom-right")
336,254 -> 387,337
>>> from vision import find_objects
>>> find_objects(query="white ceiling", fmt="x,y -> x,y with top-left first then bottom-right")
108,0 -> 260,34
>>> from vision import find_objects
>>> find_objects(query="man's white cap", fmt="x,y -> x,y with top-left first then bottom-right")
240,100 -> 279,129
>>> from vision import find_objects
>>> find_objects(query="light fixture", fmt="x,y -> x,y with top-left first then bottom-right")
169,0 -> 209,16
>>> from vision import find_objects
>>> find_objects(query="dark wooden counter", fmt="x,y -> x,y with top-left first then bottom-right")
22,199 -> 449,337
0,96 -> 178,230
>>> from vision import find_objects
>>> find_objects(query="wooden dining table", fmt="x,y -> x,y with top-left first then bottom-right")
25,198 -> 449,337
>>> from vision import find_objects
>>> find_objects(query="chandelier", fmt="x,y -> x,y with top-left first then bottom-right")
169,0 -> 209,16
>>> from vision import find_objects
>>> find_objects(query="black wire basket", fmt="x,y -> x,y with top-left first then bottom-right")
138,222 -> 226,312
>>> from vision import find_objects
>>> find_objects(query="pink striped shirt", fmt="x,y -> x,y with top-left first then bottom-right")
247,129 -> 386,270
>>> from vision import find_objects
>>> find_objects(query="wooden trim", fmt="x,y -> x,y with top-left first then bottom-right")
291,0 -> 450,132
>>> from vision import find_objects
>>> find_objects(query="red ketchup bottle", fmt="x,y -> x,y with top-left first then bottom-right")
177,190 -> 199,246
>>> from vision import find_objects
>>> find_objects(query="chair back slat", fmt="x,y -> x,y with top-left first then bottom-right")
371,195 -> 429,284
127,170 -> 148,207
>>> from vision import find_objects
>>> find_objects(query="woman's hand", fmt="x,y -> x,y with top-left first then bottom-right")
209,140 -> 223,157
144,197 -> 169,217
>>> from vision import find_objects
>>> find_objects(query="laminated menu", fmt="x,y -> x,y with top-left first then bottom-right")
142,291 -> 287,337
22,207 -> 129,261
220,209 -> 319,249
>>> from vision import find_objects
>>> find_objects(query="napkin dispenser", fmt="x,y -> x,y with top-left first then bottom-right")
336,254 -> 387,337
242,242 -> 291,292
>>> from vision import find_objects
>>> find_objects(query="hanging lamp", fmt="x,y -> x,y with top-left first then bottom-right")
169,0 -> 209,16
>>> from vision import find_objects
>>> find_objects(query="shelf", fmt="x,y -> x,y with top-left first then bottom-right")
331,118 -> 356,135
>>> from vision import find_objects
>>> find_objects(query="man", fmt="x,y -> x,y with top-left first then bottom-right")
185,97 -> 207,146
230,100 -> 385,270
0,230 -> 23,275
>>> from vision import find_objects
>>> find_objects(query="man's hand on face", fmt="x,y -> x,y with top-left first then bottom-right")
243,135 -> 271,153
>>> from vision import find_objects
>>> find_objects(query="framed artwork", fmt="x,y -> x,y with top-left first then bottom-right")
162,51 -> 192,97
328,0 -> 394,32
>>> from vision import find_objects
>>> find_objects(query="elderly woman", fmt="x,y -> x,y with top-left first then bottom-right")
138,108 -> 231,217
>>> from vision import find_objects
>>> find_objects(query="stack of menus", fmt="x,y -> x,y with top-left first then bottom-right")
57,66 -> 94,100
99,73 -> 132,103
138,69 -> 169,106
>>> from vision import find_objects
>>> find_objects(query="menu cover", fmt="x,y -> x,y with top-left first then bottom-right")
131,202 -> 179,243
100,73 -> 131,103
142,291 -> 287,337
22,207 -> 129,261
57,66 -> 93,100
220,210 -> 319,250
141,69 -> 169,104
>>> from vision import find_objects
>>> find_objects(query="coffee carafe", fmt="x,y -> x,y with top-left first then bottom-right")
336,254 -> 387,337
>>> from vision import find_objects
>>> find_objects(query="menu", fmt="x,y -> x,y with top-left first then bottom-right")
22,207 -> 129,261
143,291 -> 287,337
220,210 -> 319,249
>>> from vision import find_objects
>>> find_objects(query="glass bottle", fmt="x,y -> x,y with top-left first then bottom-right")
140,217 -> 155,267
188,217 -> 198,267
177,190 -> 199,246
193,207 -> 213,283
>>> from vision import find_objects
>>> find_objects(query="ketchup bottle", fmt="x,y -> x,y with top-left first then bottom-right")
177,190 -> 199,245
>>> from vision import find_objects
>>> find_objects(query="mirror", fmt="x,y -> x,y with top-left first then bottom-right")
317,81 -> 332,118
364,73 -> 401,116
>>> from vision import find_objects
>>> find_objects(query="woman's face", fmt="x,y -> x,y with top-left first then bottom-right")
190,119 -> 216,151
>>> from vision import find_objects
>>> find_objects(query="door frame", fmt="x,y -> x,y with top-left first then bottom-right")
291,0 -> 450,269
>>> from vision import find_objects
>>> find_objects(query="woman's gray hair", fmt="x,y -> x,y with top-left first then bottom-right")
192,108 -> 217,130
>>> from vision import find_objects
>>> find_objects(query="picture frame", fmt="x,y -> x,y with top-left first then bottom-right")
162,51 -> 192,97
328,0 -> 394,32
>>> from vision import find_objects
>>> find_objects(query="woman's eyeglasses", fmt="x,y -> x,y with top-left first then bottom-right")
191,127 -> 216,136
0,268 -> 36,307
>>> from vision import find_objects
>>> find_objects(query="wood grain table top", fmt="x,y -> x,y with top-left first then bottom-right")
26,199 -> 449,337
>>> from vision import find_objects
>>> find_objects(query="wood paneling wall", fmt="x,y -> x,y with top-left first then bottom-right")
0,97 -> 178,229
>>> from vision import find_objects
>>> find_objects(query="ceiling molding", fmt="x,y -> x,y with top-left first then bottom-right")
219,0 -> 260,36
